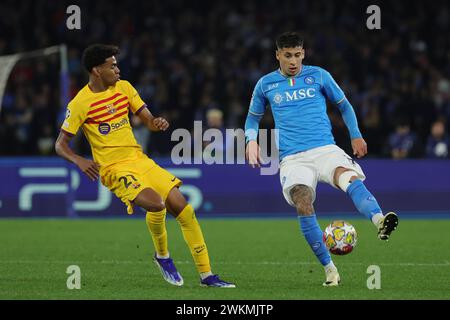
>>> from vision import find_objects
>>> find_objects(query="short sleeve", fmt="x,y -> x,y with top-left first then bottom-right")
320,68 -> 346,104
123,80 -> 146,114
60,101 -> 87,136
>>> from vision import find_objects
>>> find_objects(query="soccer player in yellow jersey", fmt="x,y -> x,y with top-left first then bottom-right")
55,44 -> 235,288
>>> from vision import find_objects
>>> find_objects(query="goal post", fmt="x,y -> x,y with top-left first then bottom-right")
0,44 -> 74,217
0,44 -> 69,122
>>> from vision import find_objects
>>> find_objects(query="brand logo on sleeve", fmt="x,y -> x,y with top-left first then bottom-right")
268,83 -> 279,90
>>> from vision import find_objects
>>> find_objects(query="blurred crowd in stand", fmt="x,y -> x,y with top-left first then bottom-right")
0,0 -> 448,159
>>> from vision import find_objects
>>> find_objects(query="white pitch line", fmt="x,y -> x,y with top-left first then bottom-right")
0,260 -> 449,267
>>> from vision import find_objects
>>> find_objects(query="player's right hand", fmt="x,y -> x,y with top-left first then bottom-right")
152,117 -> 170,131
246,140 -> 262,168
75,157 -> 99,181
351,137 -> 368,158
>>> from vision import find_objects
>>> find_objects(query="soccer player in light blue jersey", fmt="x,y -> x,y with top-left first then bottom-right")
245,32 -> 398,286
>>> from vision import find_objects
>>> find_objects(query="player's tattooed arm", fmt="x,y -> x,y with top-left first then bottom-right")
136,107 -> 169,132
55,131 -> 99,181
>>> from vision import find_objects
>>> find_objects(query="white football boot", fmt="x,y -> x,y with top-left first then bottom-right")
323,266 -> 341,287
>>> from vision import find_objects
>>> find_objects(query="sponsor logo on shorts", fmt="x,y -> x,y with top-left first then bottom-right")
345,156 -> 356,165
98,123 -> 111,135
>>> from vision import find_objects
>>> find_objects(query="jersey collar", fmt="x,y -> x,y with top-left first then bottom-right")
277,65 -> 303,79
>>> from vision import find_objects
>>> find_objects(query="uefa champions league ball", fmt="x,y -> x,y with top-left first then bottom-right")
323,220 -> 357,255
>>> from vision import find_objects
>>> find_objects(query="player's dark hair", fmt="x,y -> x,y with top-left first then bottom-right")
82,44 -> 120,72
276,32 -> 304,49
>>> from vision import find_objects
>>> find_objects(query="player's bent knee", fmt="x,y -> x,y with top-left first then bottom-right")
336,169 -> 359,192
150,201 -> 166,213
139,200 -> 165,213
134,188 -> 166,212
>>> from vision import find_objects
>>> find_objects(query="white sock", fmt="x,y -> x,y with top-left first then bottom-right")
156,253 -> 170,259
371,213 -> 384,226
324,261 -> 337,272
200,271 -> 213,280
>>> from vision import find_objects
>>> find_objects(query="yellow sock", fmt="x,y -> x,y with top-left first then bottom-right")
145,209 -> 168,257
176,204 -> 211,273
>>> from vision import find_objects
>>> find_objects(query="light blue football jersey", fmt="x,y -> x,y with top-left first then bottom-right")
246,65 -> 360,160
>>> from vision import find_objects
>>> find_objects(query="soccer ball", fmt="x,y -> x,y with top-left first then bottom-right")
323,220 -> 357,255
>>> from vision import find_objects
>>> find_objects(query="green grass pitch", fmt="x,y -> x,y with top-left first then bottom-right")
1,217 -> 449,299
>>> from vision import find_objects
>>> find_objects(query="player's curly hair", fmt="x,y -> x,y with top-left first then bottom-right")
82,44 -> 120,72
276,32 -> 304,49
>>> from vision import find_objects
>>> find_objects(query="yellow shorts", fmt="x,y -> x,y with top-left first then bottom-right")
100,154 -> 182,214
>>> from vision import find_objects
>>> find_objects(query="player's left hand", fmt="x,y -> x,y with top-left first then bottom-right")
152,117 -> 169,131
351,138 -> 368,158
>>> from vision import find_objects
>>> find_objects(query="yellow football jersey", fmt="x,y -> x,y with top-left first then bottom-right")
61,80 -> 146,169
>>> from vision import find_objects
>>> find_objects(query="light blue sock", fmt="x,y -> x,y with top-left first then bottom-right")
298,215 -> 331,266
347,179 -> 382,221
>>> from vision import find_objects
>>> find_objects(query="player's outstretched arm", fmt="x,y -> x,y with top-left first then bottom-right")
336,99 -> 367,158
342,109 -> 368,158
55,131 -> 99,181
137,107 -> 169,132
321,69 -> 367,158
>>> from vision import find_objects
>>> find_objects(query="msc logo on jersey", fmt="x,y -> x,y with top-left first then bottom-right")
273,93 -> 284,104
304,76 -> 315,85
285,88 -> 316,102
98,123 -> 111,135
